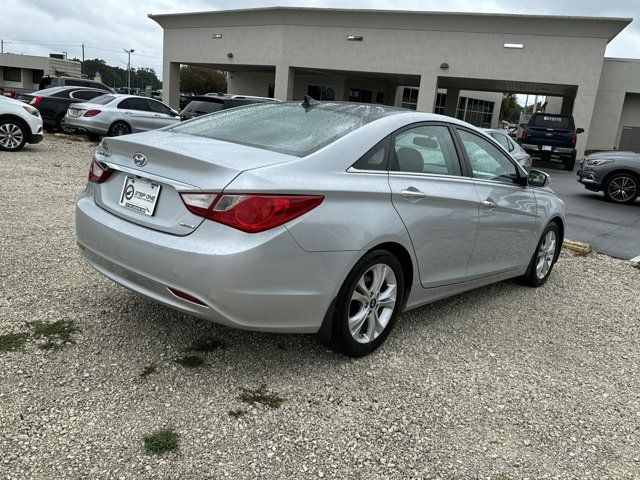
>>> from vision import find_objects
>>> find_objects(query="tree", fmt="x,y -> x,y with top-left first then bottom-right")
71,58 -> 162,90
500,93 -> 518,121
180,66 -> 227,95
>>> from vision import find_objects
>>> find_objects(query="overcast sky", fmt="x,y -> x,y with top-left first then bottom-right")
1,0 -> 638,80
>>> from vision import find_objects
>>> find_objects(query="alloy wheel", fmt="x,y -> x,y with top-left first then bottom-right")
111,123 -> 130,136
348,263 -> 397,344
535,230 -> 557,280
0,123 -> 24,149
607,175 -> 637,203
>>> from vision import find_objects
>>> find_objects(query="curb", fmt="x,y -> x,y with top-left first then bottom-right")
563,239 -> 592,256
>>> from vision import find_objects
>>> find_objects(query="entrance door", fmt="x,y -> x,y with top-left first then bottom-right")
619,126 -> 640,151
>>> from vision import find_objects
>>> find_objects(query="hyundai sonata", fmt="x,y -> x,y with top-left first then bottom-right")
76,100 -> 565,357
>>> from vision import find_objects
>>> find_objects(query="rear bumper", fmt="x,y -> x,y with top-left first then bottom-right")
521,144 -> 576,156
64,114 -> 110,135
75,188 -> 356,333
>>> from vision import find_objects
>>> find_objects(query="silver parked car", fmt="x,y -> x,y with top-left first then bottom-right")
64,94 -> 181,137
76,101 -> 565,357
577,151 -> 639,204
483,128 -> 532,170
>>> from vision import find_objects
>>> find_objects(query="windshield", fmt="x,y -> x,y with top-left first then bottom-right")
169,103 -> 368,156
532,115 -> 573,130
89,94 -> 117,105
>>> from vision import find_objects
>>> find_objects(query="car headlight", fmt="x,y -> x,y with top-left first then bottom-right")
586,158 -> 614,166
22,105 -> 40,117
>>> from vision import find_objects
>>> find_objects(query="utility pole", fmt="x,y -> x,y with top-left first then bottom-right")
124,48 -> 134,94
1,39 -> 3,54
81,43 -> 85,76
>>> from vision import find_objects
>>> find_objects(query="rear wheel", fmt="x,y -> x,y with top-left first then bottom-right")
519,222 -> 560,287
0,119 -> 27,151
56,114 -> 74,134
564,153 -> 577,171
329,250 -> 404,357
108,121 -> 131,137
603,173 -> 638,204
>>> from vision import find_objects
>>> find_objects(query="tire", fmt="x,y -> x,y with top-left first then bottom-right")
519,222 -> 561,288
328,250 -> 405,357
0,118 -> 28,151
564,153 -> 576,171
603,172 -> 639,204
108,121 -> 131,137
56,114 -> 74,134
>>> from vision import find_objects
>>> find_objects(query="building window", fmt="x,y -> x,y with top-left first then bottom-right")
307,85 -> 336,101
349,89 -> 372,103
268,82 -> 275,99
376,92 -> 385,104
3,67 -> 21,83
456,96 -> 495,128
401,88 -> 419,110
32,69 -> 44,84
434,93 -> 446,115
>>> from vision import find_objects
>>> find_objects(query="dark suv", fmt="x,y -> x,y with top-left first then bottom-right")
38,75 -> 114,93
180,94 -> 277,120
520,113 -> 584,170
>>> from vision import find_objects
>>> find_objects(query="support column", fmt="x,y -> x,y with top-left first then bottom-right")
571,90 -> 598,158
443,88 -> 460,118
162,61 -> 180,110
415,74 -> 438,113
561,96 -> 575,115
274,65 -> 294,101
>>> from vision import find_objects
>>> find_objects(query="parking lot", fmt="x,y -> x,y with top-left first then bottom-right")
532,157 -> 640,260
1,136 -> 639,479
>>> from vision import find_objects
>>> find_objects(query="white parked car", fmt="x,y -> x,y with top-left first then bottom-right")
0,95 -> 44,151
482,128 -> 533,170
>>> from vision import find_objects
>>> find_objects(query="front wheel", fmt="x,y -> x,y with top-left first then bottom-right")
603,173 -> 638,204
519,222 -> 560,287
329,250 -> 405,357
0,119 -> 27,151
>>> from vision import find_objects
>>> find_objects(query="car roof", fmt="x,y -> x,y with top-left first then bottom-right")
281,100 -> 409,122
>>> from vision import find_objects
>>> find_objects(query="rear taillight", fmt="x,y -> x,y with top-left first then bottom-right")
571,134 -> 577,144
180,193 -> 324,233
83,109 -> 102,117
88,158 -> 112,183
29,96 -> 42,106
522,129 -> 527,140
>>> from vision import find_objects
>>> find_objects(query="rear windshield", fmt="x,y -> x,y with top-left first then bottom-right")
89,94 -> 117,105
169,103 -> 368,156
182,100 -> 224,115
531,115 -> 573,130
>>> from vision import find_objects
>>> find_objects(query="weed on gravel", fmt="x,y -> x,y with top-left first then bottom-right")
228,409 -> 248,419
143,428 -> 179,455
0,332 -> 30,353
29,320 -> 78,350
187,337 -> 226,352
239,384 -> 284,409
175,355 -> 204,368
140,363 -> 158,378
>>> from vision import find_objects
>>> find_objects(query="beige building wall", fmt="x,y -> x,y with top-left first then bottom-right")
0,53 -> 81,92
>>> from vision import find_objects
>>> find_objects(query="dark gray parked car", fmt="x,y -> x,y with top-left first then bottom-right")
577,151 -> 639,204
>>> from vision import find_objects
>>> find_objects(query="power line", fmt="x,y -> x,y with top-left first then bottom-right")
1,39 -> 162,59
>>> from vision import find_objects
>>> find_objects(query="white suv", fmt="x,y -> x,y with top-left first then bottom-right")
0,96 -> 44,151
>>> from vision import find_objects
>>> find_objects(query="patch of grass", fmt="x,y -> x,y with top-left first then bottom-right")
140,363 -> 157,378
187,337 -> 226,352
228,409 -> 248,419
0,332 -> 30,353
29,320 -> 78,350
175,355 -> 204,368
239,384 -> 284,409
143,428 -> 179,455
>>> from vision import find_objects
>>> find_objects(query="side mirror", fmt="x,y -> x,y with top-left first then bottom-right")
576,128 -> 585,134
528,169 -> 550,188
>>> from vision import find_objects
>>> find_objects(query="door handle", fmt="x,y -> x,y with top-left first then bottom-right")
401,187 -> 427,200
480,199 -> 497,209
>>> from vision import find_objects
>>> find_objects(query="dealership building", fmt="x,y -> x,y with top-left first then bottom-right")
0,52 -> 81,93
151,7 -> 640,155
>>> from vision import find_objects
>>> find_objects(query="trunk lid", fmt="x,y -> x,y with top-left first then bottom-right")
67,101 -> 97,118
92,130 -> 297,236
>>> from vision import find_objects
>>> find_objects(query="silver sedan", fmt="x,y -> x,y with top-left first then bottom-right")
483,128 -> 533,170
64,94 -> 181,137
76,100 -> 565,357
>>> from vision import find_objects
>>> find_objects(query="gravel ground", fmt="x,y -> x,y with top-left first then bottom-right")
1,135 -> 640,480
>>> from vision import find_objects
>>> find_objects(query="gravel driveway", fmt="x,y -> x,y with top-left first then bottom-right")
1,136 -> 639,480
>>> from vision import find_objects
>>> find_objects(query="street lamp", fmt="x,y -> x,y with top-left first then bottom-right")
124,48 -> 134,94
